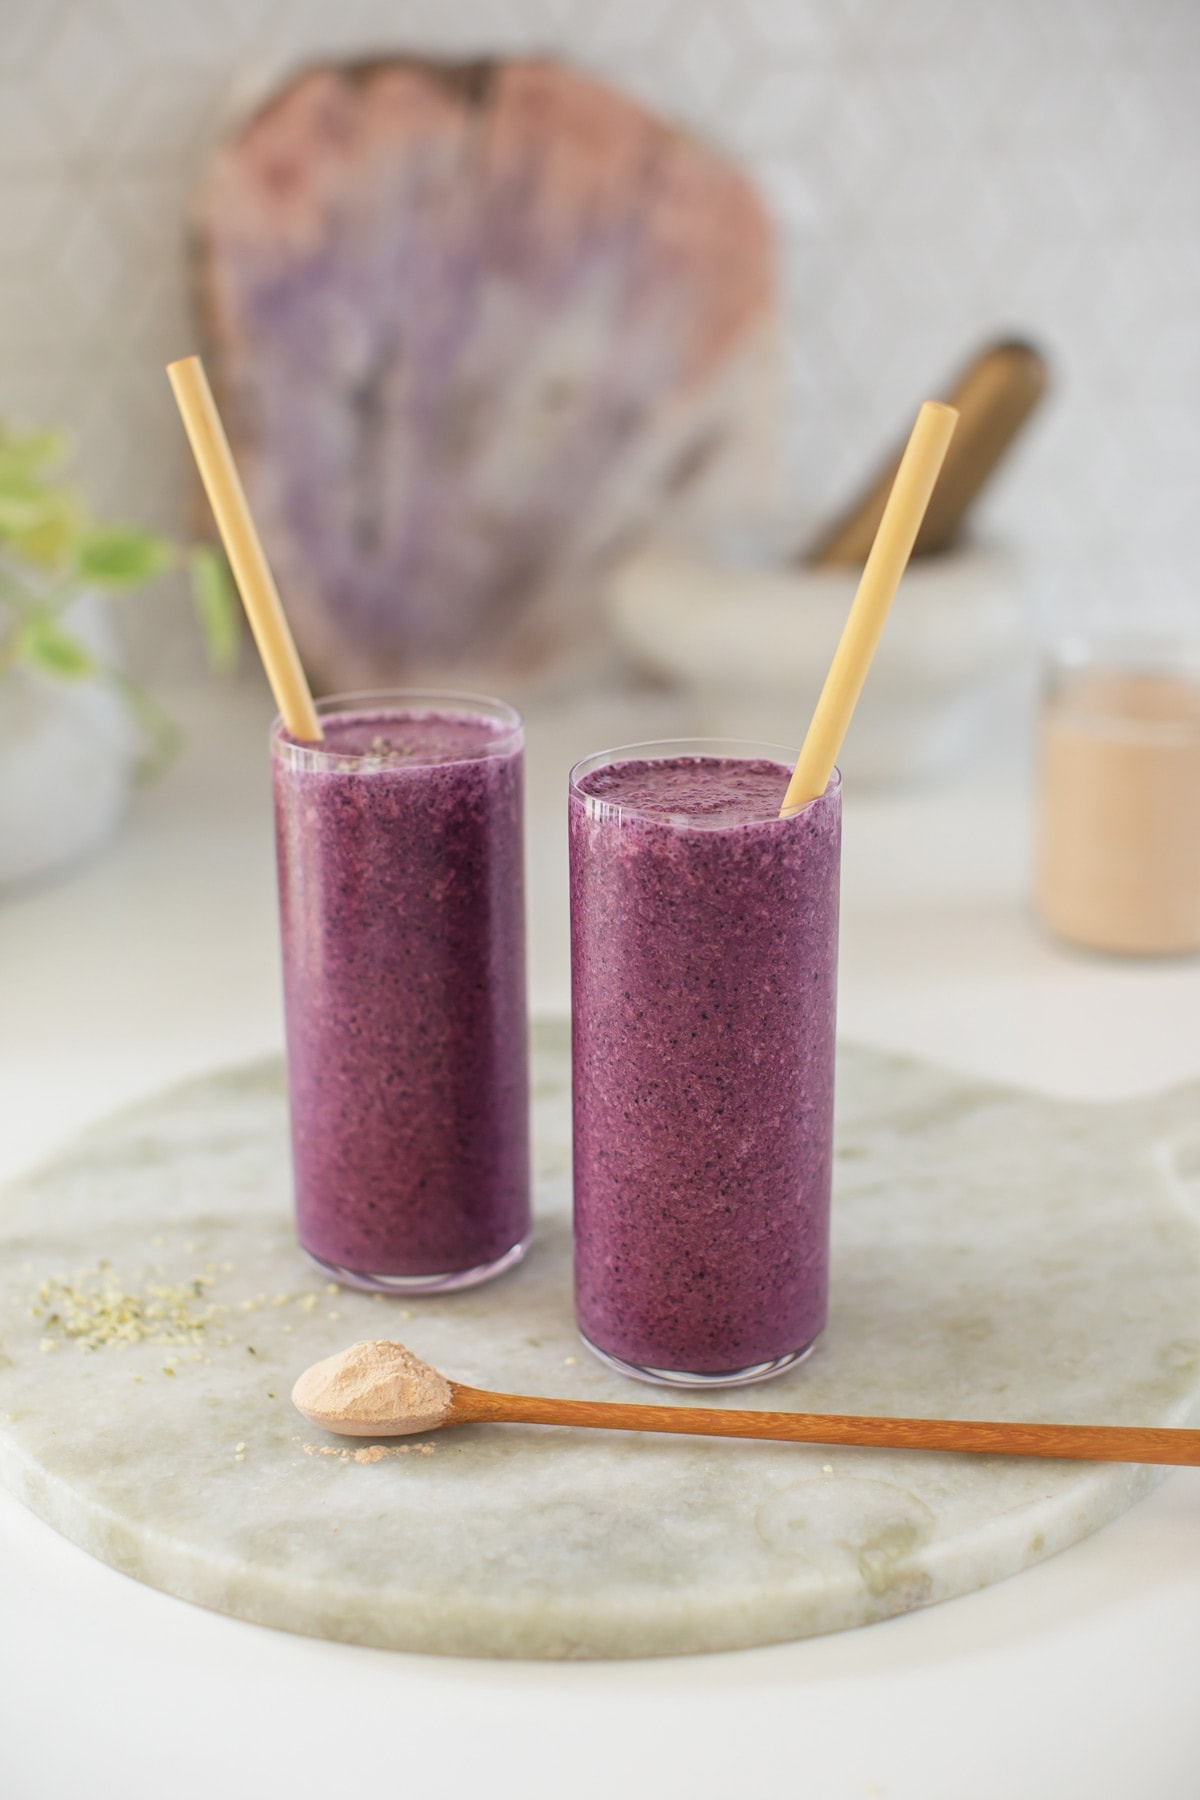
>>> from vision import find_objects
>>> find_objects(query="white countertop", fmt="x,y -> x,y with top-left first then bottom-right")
2,676 -> 1198,1800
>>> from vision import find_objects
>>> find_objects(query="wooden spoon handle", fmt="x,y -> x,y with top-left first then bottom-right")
450,1386 -> 1200,1467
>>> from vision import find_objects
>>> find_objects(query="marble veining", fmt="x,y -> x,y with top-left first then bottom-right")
1,1022 -> 1198,1660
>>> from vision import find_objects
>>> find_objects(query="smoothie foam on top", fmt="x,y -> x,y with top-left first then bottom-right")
284,707 -> 517,767
575,755 -> 792,828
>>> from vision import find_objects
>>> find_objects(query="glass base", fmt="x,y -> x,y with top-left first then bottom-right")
303,1233 -> 530,1296
579,1331 -> 819,1390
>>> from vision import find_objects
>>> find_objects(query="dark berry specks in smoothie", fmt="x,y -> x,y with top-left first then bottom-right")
577,756 -> 792,828
273,702 -> 529,1283
570,751 -> 841,1378
303,708 -> 514,769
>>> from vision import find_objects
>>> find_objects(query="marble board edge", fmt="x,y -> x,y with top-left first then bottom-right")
2,1024 -> 1200,1660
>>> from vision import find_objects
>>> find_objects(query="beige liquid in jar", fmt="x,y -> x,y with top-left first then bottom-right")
1037,668 -> 1200,955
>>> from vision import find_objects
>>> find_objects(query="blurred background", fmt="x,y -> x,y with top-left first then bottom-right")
3,0 -> 1197,647
0,0 -> 1198,899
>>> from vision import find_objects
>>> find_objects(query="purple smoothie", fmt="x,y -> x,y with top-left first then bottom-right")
272,695 -> 530,1288
569,746 -> 841,1382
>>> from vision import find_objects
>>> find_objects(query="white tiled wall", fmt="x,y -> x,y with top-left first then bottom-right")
2,0 -> 1198,660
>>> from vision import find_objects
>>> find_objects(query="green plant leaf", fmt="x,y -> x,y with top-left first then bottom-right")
0,477 -> 81,568
73,525 -> 174,588
19,619 -> 96,680
187,544 -> 240,673
0,479 -> 58,530
0,425 -> 71,481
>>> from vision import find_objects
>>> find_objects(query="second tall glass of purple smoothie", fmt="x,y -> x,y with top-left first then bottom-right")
272,690 -> 530,1291
569,739 -> 841,1387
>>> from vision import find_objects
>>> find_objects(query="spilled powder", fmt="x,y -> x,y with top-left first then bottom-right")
302,1442 -> 437,1462
291,1340 -> 453,1438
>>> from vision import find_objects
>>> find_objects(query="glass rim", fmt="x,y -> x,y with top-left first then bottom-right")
271,687 -> 524,768
1044,645 -> 1200,745
1046,632 -> 1200,679
569,735 -> 841,829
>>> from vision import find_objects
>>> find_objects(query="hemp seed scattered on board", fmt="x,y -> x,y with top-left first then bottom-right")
29,1264 -> 338,1355
29,1264 -> 228,1352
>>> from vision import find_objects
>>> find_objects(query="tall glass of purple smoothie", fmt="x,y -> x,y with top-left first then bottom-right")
569,739 -> 841,1387
272,690 -> 530,1291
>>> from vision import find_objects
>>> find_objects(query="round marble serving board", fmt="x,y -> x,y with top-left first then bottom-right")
2,1021 -> 1199,1661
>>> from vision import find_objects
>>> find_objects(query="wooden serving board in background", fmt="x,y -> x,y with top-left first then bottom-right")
1,1022 -> 1198,1659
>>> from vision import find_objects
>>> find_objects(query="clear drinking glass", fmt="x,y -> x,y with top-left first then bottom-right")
569,737 -> 841,1388
272,689 -> 530,1291
1036,637 -> 1200,956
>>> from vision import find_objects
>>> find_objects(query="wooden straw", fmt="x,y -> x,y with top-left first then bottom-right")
780,400 -> 958,815
166,355 -> 323,742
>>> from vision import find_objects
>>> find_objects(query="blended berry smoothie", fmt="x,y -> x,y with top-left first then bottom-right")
569,742 -> 841,1385
272,692 -> 530,1290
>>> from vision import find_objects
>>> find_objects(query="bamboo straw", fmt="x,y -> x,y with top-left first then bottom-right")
780,400 -> 958,815
166,355 -> 322,742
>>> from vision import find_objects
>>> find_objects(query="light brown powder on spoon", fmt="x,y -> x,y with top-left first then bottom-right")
292,1340 -> 453,1437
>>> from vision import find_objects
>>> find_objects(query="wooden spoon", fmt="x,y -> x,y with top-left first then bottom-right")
292,1341 -> 1200,1466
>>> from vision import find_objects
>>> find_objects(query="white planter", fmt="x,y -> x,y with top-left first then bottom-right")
607,539 -> 1026,785
0,592 -> 140,888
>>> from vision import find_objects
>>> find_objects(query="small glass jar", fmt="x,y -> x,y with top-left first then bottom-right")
1036,638 -> 1200,956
